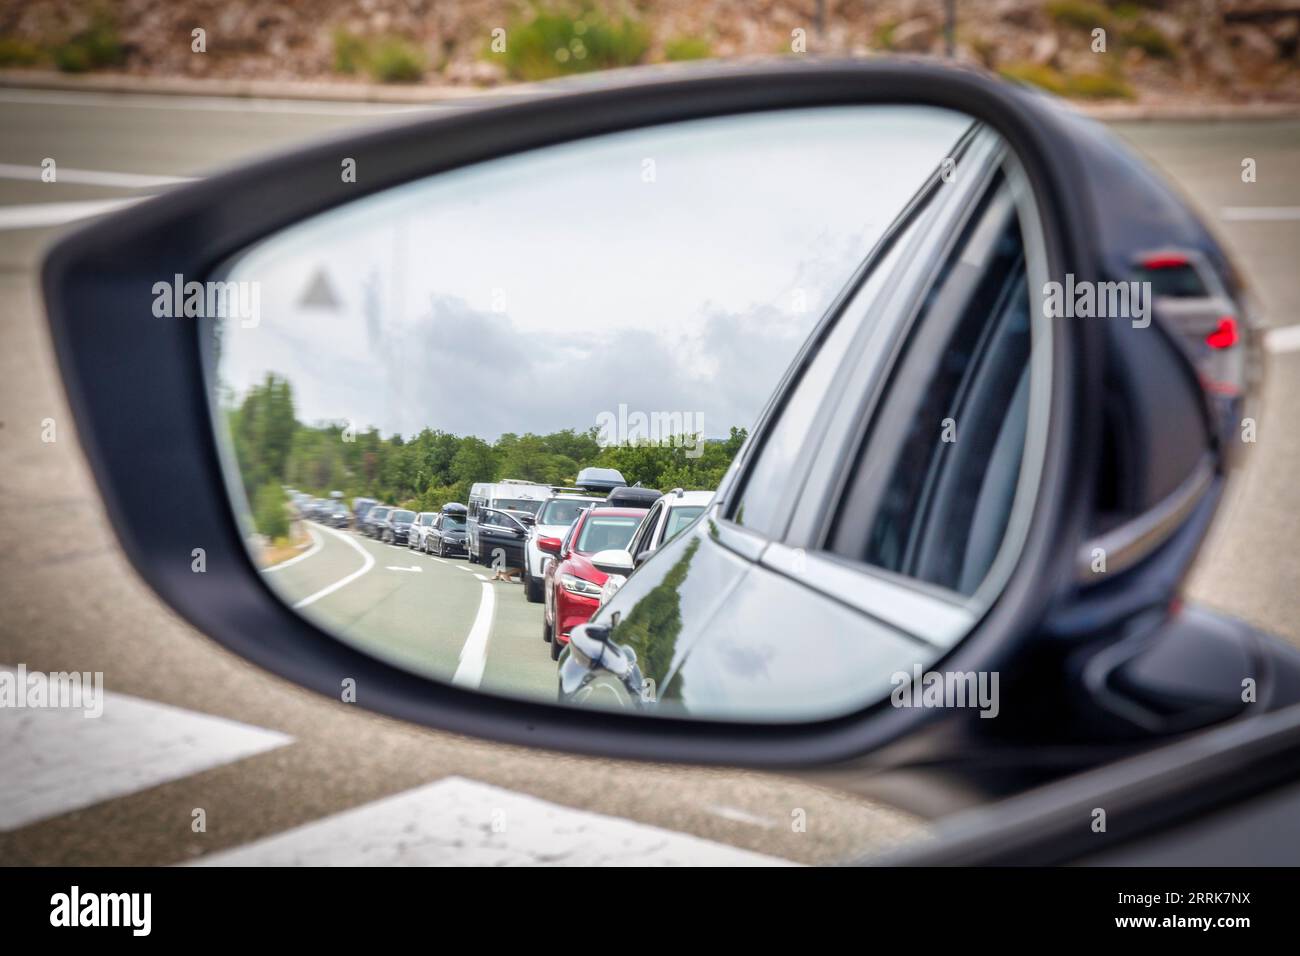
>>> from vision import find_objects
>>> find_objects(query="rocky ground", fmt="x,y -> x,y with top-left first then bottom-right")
0,1 -> 1297,102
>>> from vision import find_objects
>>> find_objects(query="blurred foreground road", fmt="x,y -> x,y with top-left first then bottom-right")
0,88 -> 1297,865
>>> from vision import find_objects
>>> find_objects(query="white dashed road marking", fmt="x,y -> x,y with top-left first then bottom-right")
193,776 -> 795,866
0,666 -> 291,831
0,198 -> 143,230
0,162 -> 191,189
1266,324 -> 1300,354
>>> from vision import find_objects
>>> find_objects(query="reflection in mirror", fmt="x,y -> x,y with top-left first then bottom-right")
205,105 -> 1049,723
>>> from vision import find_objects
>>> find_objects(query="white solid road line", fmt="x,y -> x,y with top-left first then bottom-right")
0,666 -> 291,831
1266,324 -> 1300,354
707,805 -> 781,830
0,87 -> 421,115
291,525 -> 375,610
0,162 -> 192,189
193,775 -> 795,866
261,523 -> 322,573
0,197 -> 144,230
1220,206 -> 1300,221
451,582 -> 496,690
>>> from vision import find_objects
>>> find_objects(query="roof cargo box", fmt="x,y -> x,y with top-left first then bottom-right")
604,485 -> 661,509
574,467 -> 627,493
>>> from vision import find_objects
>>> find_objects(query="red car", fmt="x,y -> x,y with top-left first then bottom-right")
541,506 -> 647,661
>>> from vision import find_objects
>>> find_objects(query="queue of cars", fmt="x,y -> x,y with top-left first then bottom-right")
298,469 -> 715,667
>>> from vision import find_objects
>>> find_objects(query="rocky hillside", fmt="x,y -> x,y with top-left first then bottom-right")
1,1 -> 1297,102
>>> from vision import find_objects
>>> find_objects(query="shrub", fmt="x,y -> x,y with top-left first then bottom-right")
664,36 -> 711,62
333,28 -> 367,74
1124,23 -> 1176,59
0,38 -> 43,67
254,482 -> 290,540
493,6 -> 650,81
51,12 -> 125,73
1066,70 -> 1135,99
999,61 -> 1069,96
873,20 -> 898,51
1045,0 -> 1113,32
367,36 -> 426,83
999,61 -> 1134,100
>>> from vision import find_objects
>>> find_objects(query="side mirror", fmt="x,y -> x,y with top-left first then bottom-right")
47,58 -> 1282,824
590,549 -> 634,577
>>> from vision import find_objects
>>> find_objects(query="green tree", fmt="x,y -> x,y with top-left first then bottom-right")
451,436 -> 498,487
253,481 -> 289,540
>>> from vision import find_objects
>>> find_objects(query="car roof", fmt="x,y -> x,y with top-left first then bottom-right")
664,490 -> 713,506
585,507 -> 652,518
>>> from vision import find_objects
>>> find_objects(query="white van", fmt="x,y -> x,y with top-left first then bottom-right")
466,479 -> 552,564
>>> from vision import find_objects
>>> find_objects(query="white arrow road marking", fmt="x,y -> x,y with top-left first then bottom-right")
262,524 -> 322,573
0,667 -> 291,831
451,582 -> 495,690
291,525 -> 375,610
474,573 -> 490,582
0,162 -> 192,189
192,775 -> 795,866
385,565 -> 422,573
1266,324 -> 1300,354
0,198 -> 143,230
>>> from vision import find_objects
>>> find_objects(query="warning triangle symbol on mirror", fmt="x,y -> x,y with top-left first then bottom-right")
299,266 -> 341,311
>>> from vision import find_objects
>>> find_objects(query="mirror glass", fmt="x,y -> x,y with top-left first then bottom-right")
204,104 -> 1050,722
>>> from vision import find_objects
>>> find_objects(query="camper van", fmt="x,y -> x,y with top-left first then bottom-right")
466,479 -> 551,564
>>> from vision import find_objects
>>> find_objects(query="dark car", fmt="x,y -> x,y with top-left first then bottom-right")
352,497 -> 377,528
1131,249 -> 1252,438
475,507 -> 531,570
377,508 -> 416,545
323,501 -> 350,529
558,111 -> 1272,729
424,503 -> 468,557
361,505 -> 391,538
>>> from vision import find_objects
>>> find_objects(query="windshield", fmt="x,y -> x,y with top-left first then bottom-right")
391,510 -> 415,523
496,497 -> 544,514
442,516 -> 466,531
417,513 -> 434,525
371,508 -> 390,520
539,499 -> 595,526
664,505 -> 706,540
575,515 -> 641,554
1133,262 -> 1209,298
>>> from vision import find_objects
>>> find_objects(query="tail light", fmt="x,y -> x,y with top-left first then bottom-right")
1141,253 -> 1189,270
1205,316 -> 1238,350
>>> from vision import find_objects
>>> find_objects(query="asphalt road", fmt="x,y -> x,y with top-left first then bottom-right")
269,522 -> 555,700
0,87 -> 1297,865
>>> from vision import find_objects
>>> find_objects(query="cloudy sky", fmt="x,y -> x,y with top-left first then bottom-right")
213,105 -> 972,441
